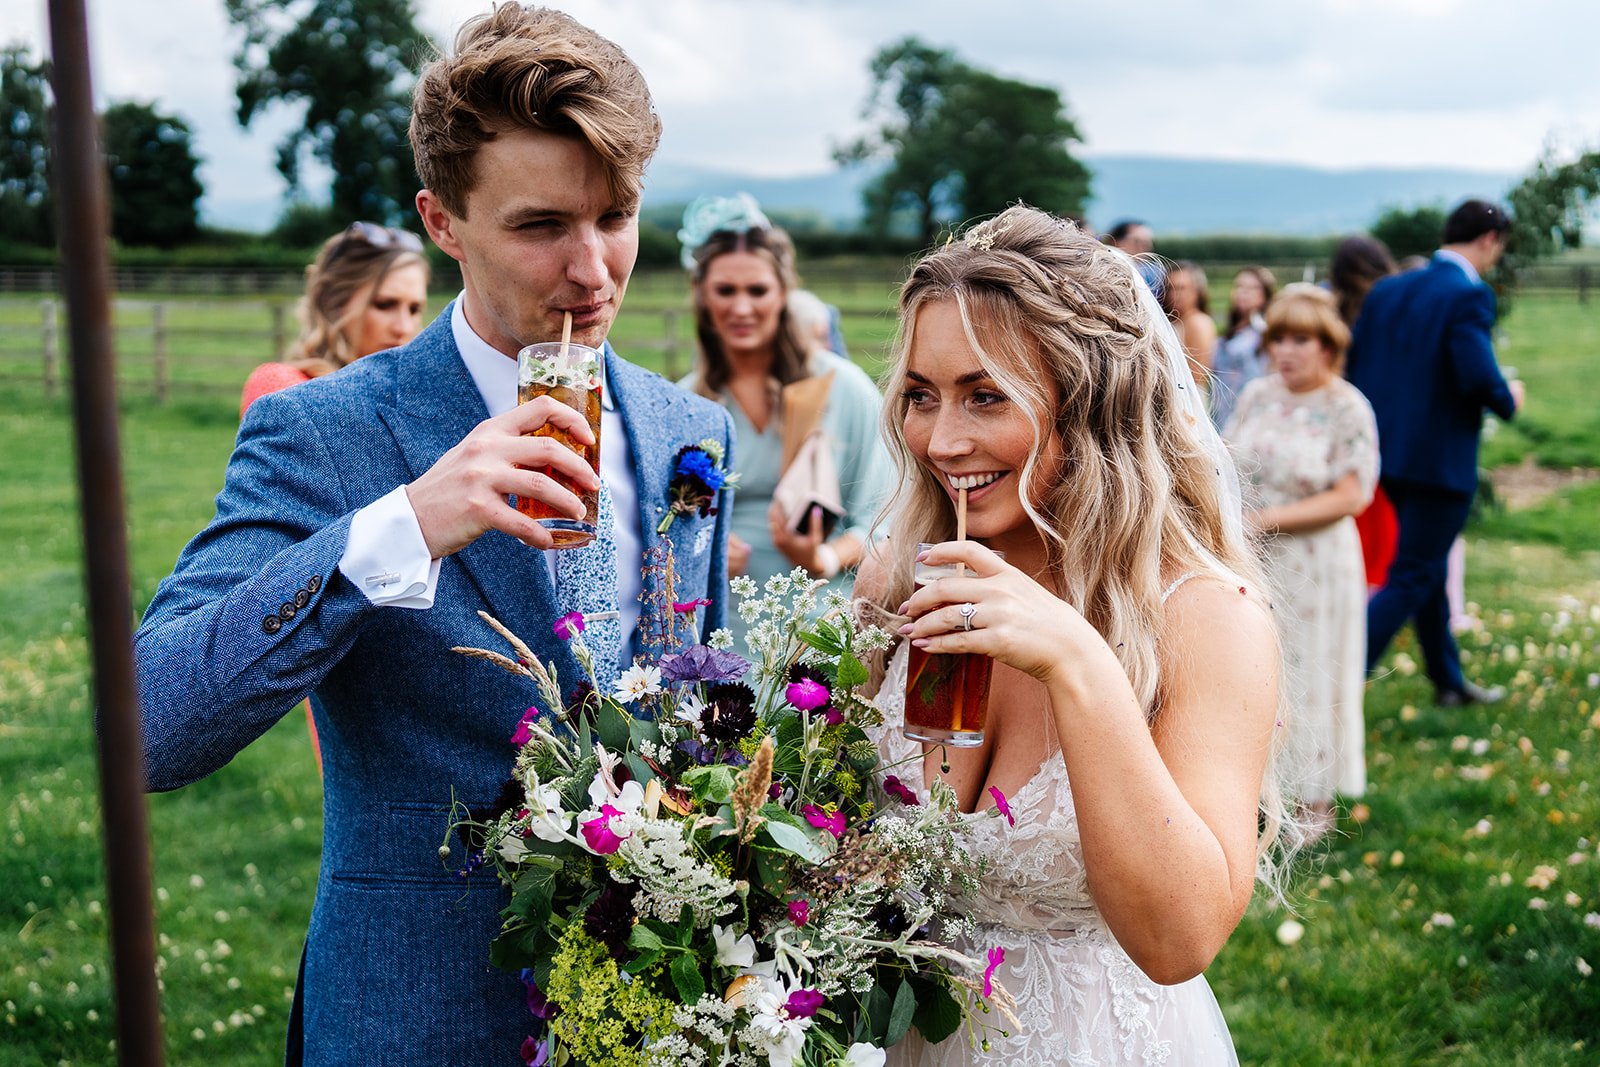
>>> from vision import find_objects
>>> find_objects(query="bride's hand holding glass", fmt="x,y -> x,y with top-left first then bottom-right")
897,540 -> 1119,690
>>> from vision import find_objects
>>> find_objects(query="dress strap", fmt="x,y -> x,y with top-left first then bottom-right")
1160,570 -> 1207,603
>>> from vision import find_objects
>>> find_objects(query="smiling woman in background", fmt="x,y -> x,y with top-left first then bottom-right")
240,222 -> 430,417
677,193 -> 891,644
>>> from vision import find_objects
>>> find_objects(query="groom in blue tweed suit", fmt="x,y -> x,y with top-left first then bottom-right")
132,7 -> 733,1063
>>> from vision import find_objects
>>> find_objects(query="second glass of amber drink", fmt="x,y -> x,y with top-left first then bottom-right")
901,544 -> 1000,748
516,341 -> 602,548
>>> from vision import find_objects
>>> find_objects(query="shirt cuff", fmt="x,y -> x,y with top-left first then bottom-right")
339,485 -> 441,609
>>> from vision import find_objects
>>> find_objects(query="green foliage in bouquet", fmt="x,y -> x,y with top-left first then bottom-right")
446,564 -> 1015,1067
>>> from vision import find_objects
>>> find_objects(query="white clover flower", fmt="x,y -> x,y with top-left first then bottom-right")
613,664 -> 663,704
712,923 -> 757,969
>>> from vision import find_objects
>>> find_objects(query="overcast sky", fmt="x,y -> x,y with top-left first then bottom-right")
8,0 -> 1598,219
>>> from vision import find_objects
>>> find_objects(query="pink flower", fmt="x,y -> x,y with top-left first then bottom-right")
510,706 -> 540,746
788,899 -> 810,926
673,597 -> 712,614
785,677 -> 830,712
883,775 -> 919,806
579,804 -> 630,854
802,804 -> 846,838
783,988 -> 825,1018
553,611 -> 585,640
982,947 -> 1005,997
988,786 -> 1015,827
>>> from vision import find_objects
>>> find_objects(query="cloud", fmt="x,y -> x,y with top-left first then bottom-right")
7,0 -> 1598,222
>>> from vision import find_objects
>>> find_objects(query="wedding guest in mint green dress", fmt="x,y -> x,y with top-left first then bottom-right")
676,194 -> 892,646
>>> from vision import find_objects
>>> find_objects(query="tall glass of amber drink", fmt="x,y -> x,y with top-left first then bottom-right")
901,544 -> 1001,748
516,341 -> 602,548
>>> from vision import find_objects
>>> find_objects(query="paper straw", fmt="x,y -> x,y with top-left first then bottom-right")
955,488 -> 967,575
560,310 -> 573,360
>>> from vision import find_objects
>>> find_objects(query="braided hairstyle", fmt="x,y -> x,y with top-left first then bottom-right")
872,203 -> 1296,889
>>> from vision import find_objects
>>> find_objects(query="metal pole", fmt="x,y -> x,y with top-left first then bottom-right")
46,0 -> 165,1062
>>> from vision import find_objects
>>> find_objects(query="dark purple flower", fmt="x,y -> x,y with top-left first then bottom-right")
659,644 -> 751,685
783,988 -> 825,1019
785,677 -> 830,712
553,611 -> 585,640
883,775 -> 919,806
700,683 -> 757,745
583,882 -> 639,959
768,781 -> 784,801
788,899 -> 810,926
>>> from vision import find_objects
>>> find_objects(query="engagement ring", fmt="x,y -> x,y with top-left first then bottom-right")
959,602 -> 977,631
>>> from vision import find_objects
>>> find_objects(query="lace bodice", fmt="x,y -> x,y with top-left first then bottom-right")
873,646 -> 1102,936
870,640 -> 1239,1066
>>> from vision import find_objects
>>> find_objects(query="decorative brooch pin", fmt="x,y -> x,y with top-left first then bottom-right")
658,439 -> 738,534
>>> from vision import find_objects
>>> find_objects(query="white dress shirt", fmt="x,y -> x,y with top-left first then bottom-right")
1436,248 -> 1482,285
338,297 -> 644,671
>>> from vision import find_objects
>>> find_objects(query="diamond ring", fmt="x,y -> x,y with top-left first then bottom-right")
959,602 -> 977,631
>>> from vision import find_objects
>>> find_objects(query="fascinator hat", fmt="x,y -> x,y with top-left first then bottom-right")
677,192 -> 772,270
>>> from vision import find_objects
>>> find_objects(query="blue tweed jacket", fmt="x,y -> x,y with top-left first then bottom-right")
133,306 -> 734,1064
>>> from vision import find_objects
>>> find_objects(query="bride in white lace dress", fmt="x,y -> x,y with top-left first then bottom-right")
857,207 -> 1297,1065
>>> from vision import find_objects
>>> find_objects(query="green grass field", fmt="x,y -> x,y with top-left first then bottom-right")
1,291 -> 1597,1064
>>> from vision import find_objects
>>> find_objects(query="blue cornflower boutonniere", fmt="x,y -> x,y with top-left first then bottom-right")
657,439 -> 739,534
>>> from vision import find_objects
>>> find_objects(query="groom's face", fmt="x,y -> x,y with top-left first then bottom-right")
418,128 -> 638,355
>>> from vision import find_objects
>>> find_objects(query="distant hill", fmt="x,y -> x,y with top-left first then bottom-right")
204,155 -> 1518,238
636,155 -> 1516,238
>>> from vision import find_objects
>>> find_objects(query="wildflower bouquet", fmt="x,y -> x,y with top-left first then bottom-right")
448,569 -> 1011,1067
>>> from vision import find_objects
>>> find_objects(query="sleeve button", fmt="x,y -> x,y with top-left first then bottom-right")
262,615 -> 282,635
294,589 -> 311,609
278,602 -> 297,621
306,574 -> 323,593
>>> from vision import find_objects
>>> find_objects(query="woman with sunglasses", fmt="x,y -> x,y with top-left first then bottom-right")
239,222 -> 429,773
241,222 -> 431,417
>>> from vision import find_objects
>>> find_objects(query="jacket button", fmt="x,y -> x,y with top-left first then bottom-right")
306,574 -> 323,593
262,615 -> 282,635
278,602 -> 297,621
293,589 -> 311,609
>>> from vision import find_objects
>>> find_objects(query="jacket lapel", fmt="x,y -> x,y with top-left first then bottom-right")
376,306 -> 574,681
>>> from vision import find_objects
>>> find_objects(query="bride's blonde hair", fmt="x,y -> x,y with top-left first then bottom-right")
873,205 -> 1301,892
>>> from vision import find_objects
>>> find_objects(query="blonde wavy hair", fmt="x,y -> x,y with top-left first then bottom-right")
872,204 -> 1301,891
284,231 -> 429,377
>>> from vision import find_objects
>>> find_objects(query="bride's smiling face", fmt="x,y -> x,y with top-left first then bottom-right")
901,298 -> 1062,547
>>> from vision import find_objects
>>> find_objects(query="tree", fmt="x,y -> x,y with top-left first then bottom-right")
1370,204 -> 1446,263
1505,142 -> 1600,260
102,102 -> 204,247
0,42 -> 53,245
836,39 -> 1090,243
226,0 -> 431,225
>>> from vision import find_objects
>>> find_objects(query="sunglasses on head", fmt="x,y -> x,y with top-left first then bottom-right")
328,221 -> 425,264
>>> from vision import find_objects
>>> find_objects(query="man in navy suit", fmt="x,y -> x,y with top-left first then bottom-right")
132,7 -> 734,1062
1347,199 -> 1523,706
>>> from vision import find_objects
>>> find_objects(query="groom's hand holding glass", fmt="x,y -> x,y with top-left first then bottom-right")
404,397 -> 600,559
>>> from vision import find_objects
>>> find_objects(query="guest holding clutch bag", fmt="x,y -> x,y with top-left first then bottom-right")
676,193 -> 892,644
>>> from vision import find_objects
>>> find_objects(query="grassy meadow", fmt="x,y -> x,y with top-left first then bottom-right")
1,289 -> 1597,1065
